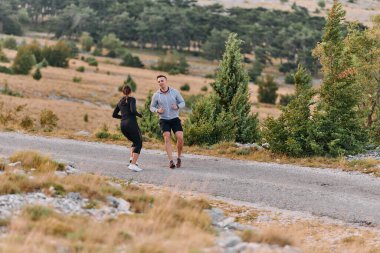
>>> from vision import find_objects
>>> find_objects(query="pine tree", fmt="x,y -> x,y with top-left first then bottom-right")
138,91 -> 162,140
124,74 -> 137,92
257,75 -> 278,104
212,33 -> 259,143
33,67 -> 42,80
310,0 -> 367,156
263,65 -> 316,156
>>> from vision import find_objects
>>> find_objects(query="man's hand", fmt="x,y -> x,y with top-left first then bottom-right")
171,104 -> 179,110
157,107 -> 164,114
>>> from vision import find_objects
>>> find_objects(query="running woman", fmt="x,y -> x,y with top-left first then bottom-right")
150,75 -> 186,169
112,85 -> 143,172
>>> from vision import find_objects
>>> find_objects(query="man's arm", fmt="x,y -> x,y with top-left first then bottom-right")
176,90 -> 185,109
150,93 -> 159,113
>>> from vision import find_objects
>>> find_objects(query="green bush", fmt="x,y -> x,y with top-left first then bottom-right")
0,83 -> 22,97
248,60 -> 264,82
101,33 -> 122,52
86,57 -> 98,66
262,65 -> 315,156
120,52 -> 144,68
20,116 -> 34,129
79,32 -> 94,52
0,66 -> 13,74
119,75 -> 137,92
2,37 -> 17,50
40,58 -> 49,68
72,76 -> 82,83
33,68 -> 42,81
279,94 -> 295,106
138,91 -> 162,140
12,46 -> 37,75
183,94 -> 204,109
42,41 -> 71,68
152,50 -> 188,74
76,66 -> 85,72
279,62 -> 298,73
284,72 -> 295,84
201,86 -> 208,92
257,75 -> 278,104
180,83 -> 190,91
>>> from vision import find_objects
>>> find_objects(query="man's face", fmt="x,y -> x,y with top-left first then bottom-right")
157,77 -> 167,89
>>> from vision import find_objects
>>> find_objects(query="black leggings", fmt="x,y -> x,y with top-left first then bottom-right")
120,119 -> 143,154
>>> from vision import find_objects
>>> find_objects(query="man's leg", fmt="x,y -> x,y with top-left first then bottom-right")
163,131 -> 174,162
175,131 -> 184,158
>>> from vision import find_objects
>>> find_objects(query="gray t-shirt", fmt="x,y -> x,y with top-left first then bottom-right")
150,87 -> 186,120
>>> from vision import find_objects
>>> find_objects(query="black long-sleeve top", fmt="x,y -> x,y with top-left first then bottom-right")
112,96 -> 142,120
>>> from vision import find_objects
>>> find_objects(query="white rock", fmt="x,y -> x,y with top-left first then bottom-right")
8,161 -> 21,167
217,217 -> 235,228
217,232 -> 242,248
75,131 -> 91,137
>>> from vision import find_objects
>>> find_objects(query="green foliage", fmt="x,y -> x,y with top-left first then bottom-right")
263,65 -> 316,156
32,68 -> 42,81
184,95 -> 236,145
80,32 -> 94,52
96,124 -> 111,139
248,60 -> 264,82
201,86 -> 208,92
86,57 -> 98,66
153,50 -> 189,74
120,52 -> 144,68
0,46 -> 9,62
279,94 -> 295,106
257,75 -> 278,104
123,75 -> 137,92
284,72 -> 295,84
72,76 -> 82,83
138,91 -> 162,140
186,33 -> 259,144
318,0 -> 326,9
0,66 -> 13,75
202,29 -> 231,60
42,41 -> 71,68
0,82 -> 22,97
12,46 -> 37,75
76,66 -> 85,72
101,33 -> 123,52
2,37 -> 17,50
40,58 -> 49,68
180,83 -> 190,91
310,0 -> 367,156
279,62 -> 297,73
66,40 -> 79,58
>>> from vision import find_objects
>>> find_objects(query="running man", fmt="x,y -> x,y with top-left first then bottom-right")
150,75 -> 186,169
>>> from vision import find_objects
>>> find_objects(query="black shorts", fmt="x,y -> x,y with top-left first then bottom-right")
159,117 -> 183,134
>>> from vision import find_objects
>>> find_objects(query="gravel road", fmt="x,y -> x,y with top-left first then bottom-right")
1,132 -> 379,226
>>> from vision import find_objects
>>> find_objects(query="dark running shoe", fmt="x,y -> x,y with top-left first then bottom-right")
176,158 -> 181,168
169,160 -> 176,169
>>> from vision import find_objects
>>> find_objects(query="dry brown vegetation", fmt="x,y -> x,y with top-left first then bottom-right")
211,199 -> 380,253
0,151 -> 214,253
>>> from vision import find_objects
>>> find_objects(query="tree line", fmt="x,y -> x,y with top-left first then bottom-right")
0,0 -> 327,75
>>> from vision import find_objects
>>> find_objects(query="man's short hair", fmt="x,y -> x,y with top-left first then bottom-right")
156,74 -> 167,80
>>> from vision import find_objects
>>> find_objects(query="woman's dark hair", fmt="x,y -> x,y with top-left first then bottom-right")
122,85 -> 132,96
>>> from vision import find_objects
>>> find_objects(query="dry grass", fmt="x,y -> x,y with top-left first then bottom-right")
9,150 -> 65,172
0,151 -> 215,253
241,228 -> 294,247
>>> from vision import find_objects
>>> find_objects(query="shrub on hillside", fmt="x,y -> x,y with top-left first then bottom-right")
257,75 -> 278,104
120,52 -> 144,68
76,66 -> 85,72
33,68 -> 42,81
85,57 -> 98,66
42,41 -> 71,68
0,66 -> 13,75
152,50 -> 188,75
0,46 -> 9,63
180,83 -> 190,91
285,72 -> 295,84
138,91 -> 162,140
119,75 -> 137,92
40,109 -> 58,131
279,94 -> 295,106
12,46 -> 37,75
79,32 -> 94,52
2,37 -> 17,50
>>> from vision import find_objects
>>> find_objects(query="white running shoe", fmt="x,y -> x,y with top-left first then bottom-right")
128,164 -> 142,172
